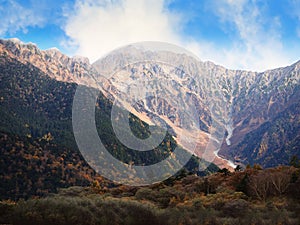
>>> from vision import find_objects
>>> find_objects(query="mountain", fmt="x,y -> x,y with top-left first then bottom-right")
92,43 -> 300,168
0,39 -> 218,199
0,38 -> 299,225
1,38 -> 299,171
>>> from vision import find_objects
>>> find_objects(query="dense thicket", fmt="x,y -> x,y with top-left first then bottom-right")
1,165 -> 300,225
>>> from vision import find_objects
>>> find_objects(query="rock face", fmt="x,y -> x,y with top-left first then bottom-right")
1,39 -> 299,168
92,44 -> 300,168
0,38 -> 96,85
221,62 -> 300,167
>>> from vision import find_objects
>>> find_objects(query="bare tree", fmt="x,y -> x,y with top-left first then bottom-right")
249,171 -> 270,201
269,167 -> 294,196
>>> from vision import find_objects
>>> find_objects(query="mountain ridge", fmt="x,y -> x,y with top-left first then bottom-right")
92,43 -> 299,168
1,38 -> 299,169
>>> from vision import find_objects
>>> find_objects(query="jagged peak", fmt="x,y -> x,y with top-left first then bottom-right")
203,60 -> 218,68
8,38 -> 23,44
292,60 -> 300,79
44,47 -> 63,58
72,55 -> 90,64
6,38 -> 37,48
45,47 -> 60,53
293,59 -> 300,68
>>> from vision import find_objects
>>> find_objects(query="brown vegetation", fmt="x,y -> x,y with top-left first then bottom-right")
1,165 -> 300,225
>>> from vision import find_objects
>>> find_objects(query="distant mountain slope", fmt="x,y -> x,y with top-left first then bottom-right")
220,97 -> 300,167
92,44 -> 300,168
0,42 -> 217,199
220,62 -> 300,167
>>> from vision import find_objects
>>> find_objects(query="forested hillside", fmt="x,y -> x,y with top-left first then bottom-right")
0,51 -> 217,200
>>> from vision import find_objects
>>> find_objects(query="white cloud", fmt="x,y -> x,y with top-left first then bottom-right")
63,0 -> 183,62
1,0 -> 298,71
63,0 -> 299,71
202,0 -> 295,71
0,0 -> 45,35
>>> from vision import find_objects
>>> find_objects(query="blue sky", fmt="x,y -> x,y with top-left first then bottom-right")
1,0 -> 300,71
